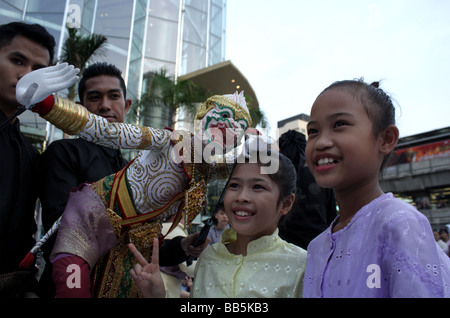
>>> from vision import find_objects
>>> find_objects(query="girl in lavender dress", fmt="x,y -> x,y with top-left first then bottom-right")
303,79 -> 450,298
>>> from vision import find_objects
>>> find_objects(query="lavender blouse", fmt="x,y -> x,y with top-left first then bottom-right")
303,193 -> 450,298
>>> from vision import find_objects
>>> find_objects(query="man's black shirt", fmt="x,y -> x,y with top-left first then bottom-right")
0,111 -> 38,274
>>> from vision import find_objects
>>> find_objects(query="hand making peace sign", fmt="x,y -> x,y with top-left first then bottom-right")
129,238 -> 166,298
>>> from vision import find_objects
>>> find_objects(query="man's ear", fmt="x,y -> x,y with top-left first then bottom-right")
379,125 -> 399,155
280,194 -> 295,216
124,98 -> 132,114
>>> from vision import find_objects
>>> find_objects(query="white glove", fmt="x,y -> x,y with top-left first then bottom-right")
16,63 -> 79,108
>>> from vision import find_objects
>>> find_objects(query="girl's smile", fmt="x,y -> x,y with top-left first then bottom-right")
313,153 -> 342,172
232,206 -> 256,221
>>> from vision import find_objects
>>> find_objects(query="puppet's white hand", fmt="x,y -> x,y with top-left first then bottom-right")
16,63 -> 79,108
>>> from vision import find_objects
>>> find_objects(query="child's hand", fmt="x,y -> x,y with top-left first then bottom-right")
128,238 -> 166,298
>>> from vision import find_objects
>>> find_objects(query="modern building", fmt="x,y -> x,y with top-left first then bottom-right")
1,0 -> 258,148
277,113 -> 310,139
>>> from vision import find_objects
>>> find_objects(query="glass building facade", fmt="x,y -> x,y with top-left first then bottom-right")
0,0 -> 227,144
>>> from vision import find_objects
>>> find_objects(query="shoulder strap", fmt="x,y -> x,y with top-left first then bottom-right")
108,158 -> 186,227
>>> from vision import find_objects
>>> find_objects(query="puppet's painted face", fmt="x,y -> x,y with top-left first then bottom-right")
200,103 -> 249,152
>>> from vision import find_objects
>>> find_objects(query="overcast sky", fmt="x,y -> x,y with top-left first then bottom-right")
225,0 -> 450,139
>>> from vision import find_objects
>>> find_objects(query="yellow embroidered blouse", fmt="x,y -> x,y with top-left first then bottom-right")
191,228 -> 307,298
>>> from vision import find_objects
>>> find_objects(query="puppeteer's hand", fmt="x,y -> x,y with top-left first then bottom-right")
181,232 -> 210,258
16,63 -> 79,108
129,238 -> 166,298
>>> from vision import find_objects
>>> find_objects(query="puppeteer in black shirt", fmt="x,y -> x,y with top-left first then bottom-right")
0,111 -> 39,274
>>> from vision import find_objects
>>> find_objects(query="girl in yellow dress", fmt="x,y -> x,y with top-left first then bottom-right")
130,150 -> 307,298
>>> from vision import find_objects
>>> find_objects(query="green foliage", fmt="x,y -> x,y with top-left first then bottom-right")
59,27 -> 108,100
133,69 -> 214,128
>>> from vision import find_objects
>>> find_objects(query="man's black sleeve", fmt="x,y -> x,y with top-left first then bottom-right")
159,236 -> 189,266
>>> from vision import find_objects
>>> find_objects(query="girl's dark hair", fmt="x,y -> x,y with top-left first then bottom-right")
278,129 -> 306,172
267,152 -> 297,204
226,151 -> 297,206
321,78 -> 396,170
0,22 -> 56,63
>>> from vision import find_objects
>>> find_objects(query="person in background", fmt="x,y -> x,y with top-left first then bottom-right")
207,203 -> 230,245
277,129 -> 336,250
159,216 -> 197,298
439,228 -> 450,256
0,22 -> 55,298
434,229 -> 449,255
36,62 -> 131,297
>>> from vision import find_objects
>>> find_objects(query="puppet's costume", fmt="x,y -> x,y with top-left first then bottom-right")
31,91 -> 252,297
